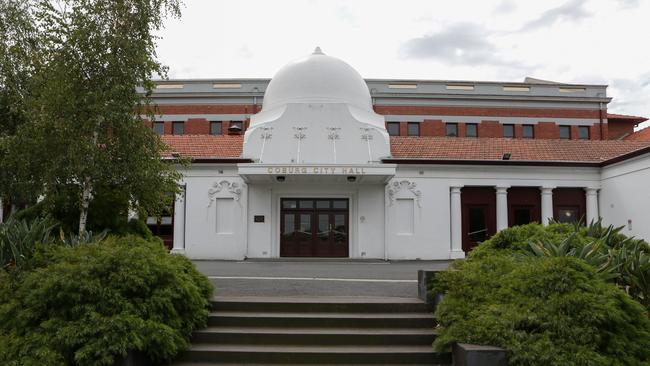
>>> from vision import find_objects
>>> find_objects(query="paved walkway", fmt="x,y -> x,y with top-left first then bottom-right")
194,259 -> 453,298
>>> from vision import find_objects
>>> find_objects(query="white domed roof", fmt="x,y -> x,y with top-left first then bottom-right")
262,48 -> 373,112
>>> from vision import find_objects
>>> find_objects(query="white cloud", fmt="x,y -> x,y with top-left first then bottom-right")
155,0 -> 650,117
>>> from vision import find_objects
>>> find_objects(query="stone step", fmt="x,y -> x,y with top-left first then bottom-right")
211,296 -> 430,313
192,326 -> 437,345
174,344 -> 452,365
207,311 -> 436,328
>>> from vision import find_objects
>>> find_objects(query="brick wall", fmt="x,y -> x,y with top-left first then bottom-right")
536,122 -> 560,139
478,121 -> 502,138
185,118 -> 209,134
421,120 -> 444,136
608,120 -> 635,140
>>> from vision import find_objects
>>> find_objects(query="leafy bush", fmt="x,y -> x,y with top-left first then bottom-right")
433,255 -> 650,365
0,216 -> 57,270
0,235 -> 213,366
474,222 -> 650,309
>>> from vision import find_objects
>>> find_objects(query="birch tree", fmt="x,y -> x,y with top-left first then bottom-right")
1,0 -> 183,233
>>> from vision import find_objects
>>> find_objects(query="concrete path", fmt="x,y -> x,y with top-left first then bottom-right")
194,259 -> 453,298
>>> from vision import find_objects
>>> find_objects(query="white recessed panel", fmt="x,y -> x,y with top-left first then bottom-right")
396,198 -> 414,235
215,197 -> 234,234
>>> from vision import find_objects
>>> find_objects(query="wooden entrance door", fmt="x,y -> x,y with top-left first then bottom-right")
280,198 -> 349,257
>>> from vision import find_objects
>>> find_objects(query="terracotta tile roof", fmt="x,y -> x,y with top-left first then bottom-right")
160,134 -> 650,164
625,127 -> 650,141
161,135 -> 244,158
607,113 -> 648,123
388,137 -> 650,163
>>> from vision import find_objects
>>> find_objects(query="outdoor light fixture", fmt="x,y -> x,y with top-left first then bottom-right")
276,176 -> 286,182
502,153 -> 512,160
347,176 -> 357,182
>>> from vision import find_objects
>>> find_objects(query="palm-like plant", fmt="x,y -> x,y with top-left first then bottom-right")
0,216 -> 57,269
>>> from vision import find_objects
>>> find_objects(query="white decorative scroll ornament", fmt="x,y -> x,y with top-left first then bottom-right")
293,126 -> 307,163
207,180 -> 243,207
259,126 -> 273,163
326,127 -> 341,163
387,180 -> 423,207
360,127 -> 373,163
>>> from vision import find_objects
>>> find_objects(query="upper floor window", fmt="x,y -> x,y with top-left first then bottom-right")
387,122 -> 400,136
210,121 -> 222,135
466,123 -> 478,137
522,124 -> 534,139
172,121 -> 184,135
153,122 -> 164,135
445,123 -> 458,137
503,124 -> 515,138
578,126 -> 590,140
559,125 -> 571,139
407,122 -> 420,137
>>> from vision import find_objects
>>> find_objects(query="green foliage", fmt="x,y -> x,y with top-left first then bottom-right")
0,235 -> 213,366
0,0 -> 183,233
0,216 -> 57,270
433,255 -> 650,366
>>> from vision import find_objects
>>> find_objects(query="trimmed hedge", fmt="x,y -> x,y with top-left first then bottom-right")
0,235 -> 212,366
433,254 -> 650,365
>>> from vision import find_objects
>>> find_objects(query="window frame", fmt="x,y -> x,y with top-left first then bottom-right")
578,126 -> 590,140
559,125 -> 571,140
172,121 -> 184,135
503,124 -> 515,138
407,122 -> 420,137
387,122 -> 400,136
445,123 -> 458,137
210,121 -> 223,135
152,122 -> 164,135
522,124 -> 535,139
466,123 -> 478,138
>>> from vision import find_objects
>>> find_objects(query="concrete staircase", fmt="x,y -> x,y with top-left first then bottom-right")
170,296 -> 451,365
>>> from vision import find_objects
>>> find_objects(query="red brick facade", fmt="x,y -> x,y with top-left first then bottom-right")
146,104 -> 641,141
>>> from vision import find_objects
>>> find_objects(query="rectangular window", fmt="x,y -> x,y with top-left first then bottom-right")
522,124 -> 534,138
210,121 -> 222,135
387,122 -> 400,136
407,122 -> 420,137
466,123 -> 478,137
578,126 -> 590,140
153,122 -> 164,135
503,124 -> 515,138
172,121 -> 184,135
559,125 -> 571,139
446,123 -> 458,137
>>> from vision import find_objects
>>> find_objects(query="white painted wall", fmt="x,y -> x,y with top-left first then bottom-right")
180,165 -> 247,260
384,165 -> 602,260
245,182 -> 385,259
176,162 -> 607,260
600,153 -> 650,242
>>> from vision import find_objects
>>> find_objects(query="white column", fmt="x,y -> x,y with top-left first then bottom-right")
585,188 -> 599,224
496,186 -> 509,231
171,185 -> 186,254
450,186 -> 465,259
540,187 -> 555,225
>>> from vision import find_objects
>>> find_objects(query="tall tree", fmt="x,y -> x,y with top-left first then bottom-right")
1,0 -> 183,233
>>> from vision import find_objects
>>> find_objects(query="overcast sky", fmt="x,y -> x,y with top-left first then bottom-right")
156,0 -> 650,125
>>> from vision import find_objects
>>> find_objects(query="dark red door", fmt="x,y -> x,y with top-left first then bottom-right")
280,198 -> 349,257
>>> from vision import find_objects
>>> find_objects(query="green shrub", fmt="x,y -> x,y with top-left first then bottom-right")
433,255 -> 650,366
0,235 -> 213,366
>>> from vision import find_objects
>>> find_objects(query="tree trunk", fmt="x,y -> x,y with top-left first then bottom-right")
79,130 -> 99,234
78,176 -> 92,234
